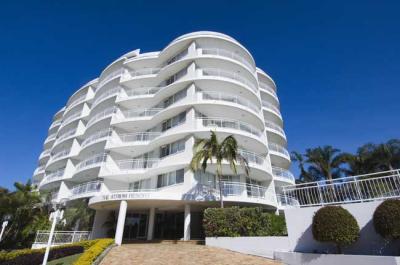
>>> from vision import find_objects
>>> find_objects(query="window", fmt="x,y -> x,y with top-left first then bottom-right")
129,178 -> 151,191
157,169 -> 185,188
165,68 -> 187,86
162,111 -> 186,131
160,139 -> 185,158
163,88 -> 187,108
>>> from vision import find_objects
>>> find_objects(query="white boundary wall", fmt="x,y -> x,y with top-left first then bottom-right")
284,200 -> 400,255
206,237 -> 290,259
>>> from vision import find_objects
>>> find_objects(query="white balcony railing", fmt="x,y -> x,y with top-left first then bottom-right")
51,149 -> 71,161
119,132 -> 162,142
81,129 -> 112,148
262,100 -> 281,117
49,119 -> 62,129
276,194 -> 300,208
268,143 -> 290,159
34,165 -> 45,175
62,111 -> 81,126
198,91 -> 260,113
198,117 -> 263,138
202,68 -> 257,93
282,169 -> 400,207
71,180 -> 102,196
259,82 -> 278,98
122,108 -> 163,119
92,86 -> 121,107
264,121 -> 286,137
125,68 -> 161,79
76,154 -> 107,172
238,149 -> 264,165
55,129 -> 76,144
272,167 -> 295,182
117,159 -> 160,171
86,107 -> 116,128
45,133 -> 57,143
39,149 -> 51,159
201,48 -> 254,71
66,94 -> 86,111
125,87 -> 161,97
34,230 -> 90,246
42,168 -> 65,184
98,68 -> 124,88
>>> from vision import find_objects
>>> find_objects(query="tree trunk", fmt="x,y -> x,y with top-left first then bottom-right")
217,174 -> 224,208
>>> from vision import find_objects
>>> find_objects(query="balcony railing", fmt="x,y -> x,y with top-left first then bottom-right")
122,108 -> 163,119
49,119 -> 62,129
198,91 -> 260,113
98,68 -> 124,88
55,129 -> 76,144
39,149 -> 51,159
81,129 -> 112,148
62,111 -> 81,126
198,117 -> 263,138
238,149 -> 264,165
125,87 -> 161,97
66,94 -> 86,111
282,169 -> 400,207
268,143 -> 290,159
34,230 -> 90,246
34,165 -> 45,175
42,168 -> 65,184
126,68 -> 161,79
261,100 -> 281,117
202,68 -> 257,93
92,86 -> 121,107
264,121 -> 286,137
259,82 -> 278,98
76,154 -> 107,172
51,149 -> 70,161
276,194 -> 300,208
272,167 -> 295,182
86,107 -> 116,127
45,133 -> 57,143
119,132 -> 162,142
71,180 -> 102,196
117,159 -> 160,171
201,48 -> 254,71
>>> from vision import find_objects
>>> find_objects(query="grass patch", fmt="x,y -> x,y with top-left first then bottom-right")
47,253 -> 82,265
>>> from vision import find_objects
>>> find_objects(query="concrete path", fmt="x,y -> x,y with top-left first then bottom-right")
100,243 -> 281,265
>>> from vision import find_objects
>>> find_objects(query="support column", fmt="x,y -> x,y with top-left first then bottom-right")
115,200 -> 127,246
184,204 -> 191,241
91,210 -> 109,239
147,207 -> 155,240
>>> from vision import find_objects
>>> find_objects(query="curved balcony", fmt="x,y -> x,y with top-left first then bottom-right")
259,82 -> 278,99
44,133 -> 57,144
269,143 -> 290,168
117,158 -> 160,171
65,94 -> 86,113
49,119 -> 62,130
33,165 -> 45,176
119,132 -> 162,143
70,181 -> 102,200
54,129 -> 76,145
61,111 -> 81,127
198,91 -> 260,114
272,167 -> 295,183
92,87 -> 121,108
39,149 -> 51,160
202,68 -> 257,94
122,68 -> 161,81
81,129 -> 112,149
198,117 -> 263,138
124,87 -> 161,98
238,149 -> 265,166
86,107 -> 116,128
265,121 -> 285,137
122,108 -> 163,119
262,100 -> 281,118
75,153 -> 107,174
40,168 -> 65,187
98,69 -> 124,89
201,48 -> 255,72
48,149 -> 70,165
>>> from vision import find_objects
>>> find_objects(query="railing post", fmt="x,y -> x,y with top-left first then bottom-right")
317,183 -> 325,205
354,176 -> 364,202
283,188 -> 288,206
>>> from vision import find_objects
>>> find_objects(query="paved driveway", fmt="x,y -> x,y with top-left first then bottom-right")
100,243 -> 281,265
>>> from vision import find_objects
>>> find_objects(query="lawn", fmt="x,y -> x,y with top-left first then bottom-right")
47,253 -> 82,265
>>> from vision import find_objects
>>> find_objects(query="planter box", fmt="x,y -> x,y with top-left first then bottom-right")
274,251 -> 400,265
206,236 -> 290,259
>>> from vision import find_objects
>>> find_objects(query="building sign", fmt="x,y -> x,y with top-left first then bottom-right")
101,192 -> 151,201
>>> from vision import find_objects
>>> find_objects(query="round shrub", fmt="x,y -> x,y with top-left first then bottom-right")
373,199 -> 400,240
312,206 -> 359,253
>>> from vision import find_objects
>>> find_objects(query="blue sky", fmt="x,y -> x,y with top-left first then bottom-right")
0,1 -> 399,189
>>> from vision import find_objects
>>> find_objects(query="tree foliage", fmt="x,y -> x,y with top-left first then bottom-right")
373,199 -> 400,240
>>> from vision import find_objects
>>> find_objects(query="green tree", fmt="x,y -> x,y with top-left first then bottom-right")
291,151 -> 320,183
190,131 -> 249,208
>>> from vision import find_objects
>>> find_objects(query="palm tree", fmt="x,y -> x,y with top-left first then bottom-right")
304,146 -> 347,182
190,131 -> 250,208
372,139 -> 400,171
291,151 -> 319,183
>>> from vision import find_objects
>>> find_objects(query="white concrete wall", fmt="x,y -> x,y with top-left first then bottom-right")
284,200 -> 400,255
274,251 -> 400,265
206,237 -> 290,259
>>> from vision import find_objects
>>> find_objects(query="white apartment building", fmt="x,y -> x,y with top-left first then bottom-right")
32,31 -> 293,244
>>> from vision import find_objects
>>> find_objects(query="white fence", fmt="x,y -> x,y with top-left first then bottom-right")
282,169 -> 400,207
32,230 -> 90,248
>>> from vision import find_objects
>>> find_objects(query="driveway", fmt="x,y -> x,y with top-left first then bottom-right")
100,243 -> 281,265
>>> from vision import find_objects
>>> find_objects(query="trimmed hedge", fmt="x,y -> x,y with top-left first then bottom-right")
203,207 -> 287,237
373,199 -> 400,240
312,206 -> 360,253
73,238 -> 114,265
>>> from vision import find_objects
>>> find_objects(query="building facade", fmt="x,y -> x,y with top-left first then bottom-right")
32,31 -> 293,244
